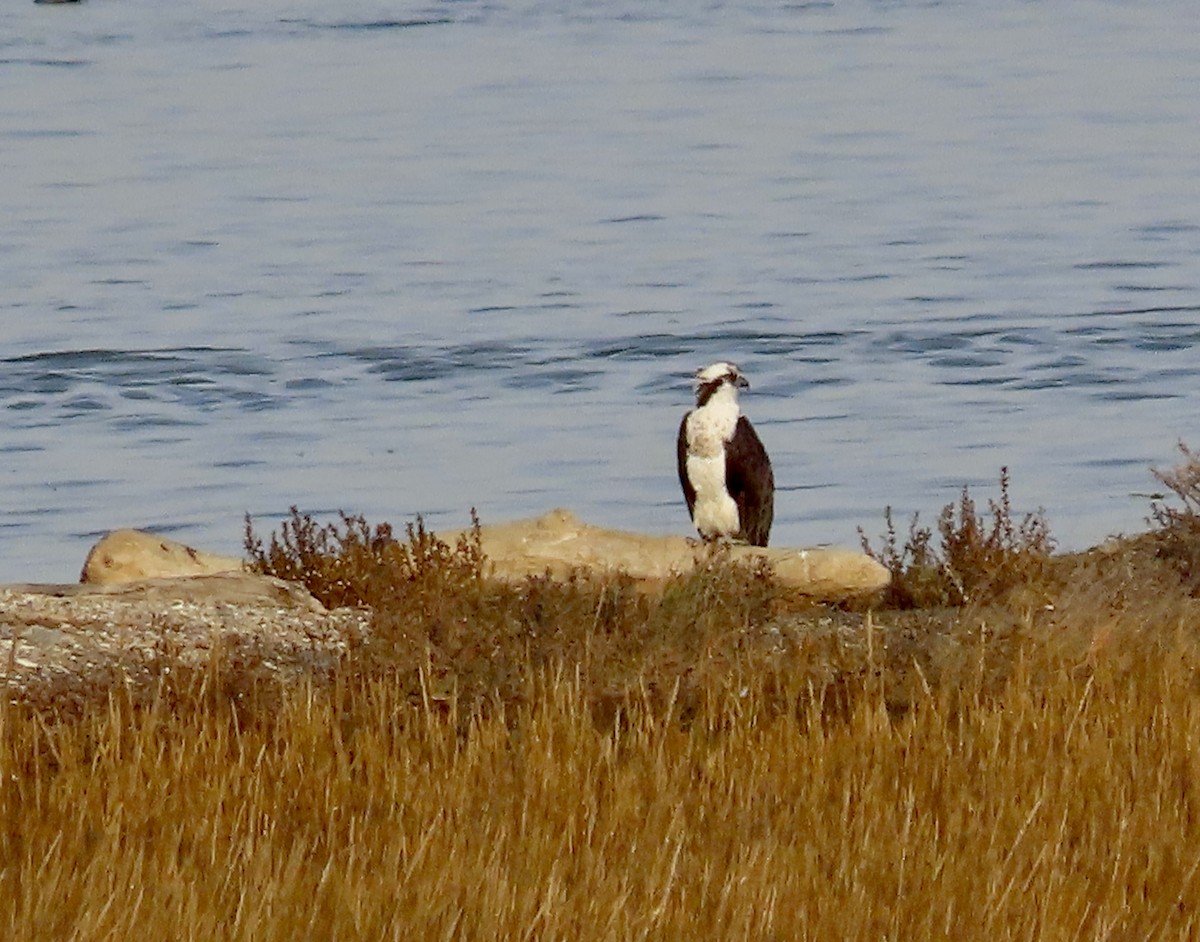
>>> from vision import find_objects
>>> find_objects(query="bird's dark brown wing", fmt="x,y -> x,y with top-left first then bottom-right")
677,412 -> 696,519
724,416 -> 774,546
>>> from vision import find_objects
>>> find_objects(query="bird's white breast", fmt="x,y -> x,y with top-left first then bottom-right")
684,387 -> 741,538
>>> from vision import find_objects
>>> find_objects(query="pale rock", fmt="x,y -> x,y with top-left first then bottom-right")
65,570 -> 323,610
439,509 -> 889,601
80,529 -> 245,585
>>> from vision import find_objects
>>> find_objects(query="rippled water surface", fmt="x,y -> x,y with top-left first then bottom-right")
3,1 -> 1200,581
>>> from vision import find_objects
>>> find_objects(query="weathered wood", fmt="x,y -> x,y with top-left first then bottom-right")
439,509 -> 889,601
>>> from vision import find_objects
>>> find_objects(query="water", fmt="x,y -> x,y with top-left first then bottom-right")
3,1 -> 1200,583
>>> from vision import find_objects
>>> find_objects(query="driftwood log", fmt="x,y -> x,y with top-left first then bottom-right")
440,509 -> 890,600
75,511 -> 888,600
76,510 -> 890,600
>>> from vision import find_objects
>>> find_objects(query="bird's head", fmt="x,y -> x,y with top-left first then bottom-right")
693,361 -> 748,406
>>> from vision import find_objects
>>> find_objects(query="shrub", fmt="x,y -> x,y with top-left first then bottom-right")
1149,441 -> 1200,593
859,468 -> 1054,608
244,509 -> 788,722
244,507 -> 484,612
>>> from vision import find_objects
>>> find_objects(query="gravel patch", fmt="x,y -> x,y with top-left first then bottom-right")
0,576 -> 371,711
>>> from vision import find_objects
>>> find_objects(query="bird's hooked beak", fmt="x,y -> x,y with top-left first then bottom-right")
733,373 -> 749,390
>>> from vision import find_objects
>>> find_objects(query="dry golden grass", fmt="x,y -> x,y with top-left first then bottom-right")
5,460 -> 1200,940
4,631 -> 1200,940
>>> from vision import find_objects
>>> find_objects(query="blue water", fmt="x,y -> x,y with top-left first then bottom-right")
3,1 -> 1200,582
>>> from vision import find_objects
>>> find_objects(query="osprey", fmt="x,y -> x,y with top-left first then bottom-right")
676,362 -> 774,547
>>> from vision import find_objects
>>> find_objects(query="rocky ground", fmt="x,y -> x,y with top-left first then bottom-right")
0,574 -> 370,713
12,509 -> 1186,718
0,514 -> 891,711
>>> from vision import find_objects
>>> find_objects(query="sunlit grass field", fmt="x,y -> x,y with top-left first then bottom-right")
5,457 -> 1200,939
